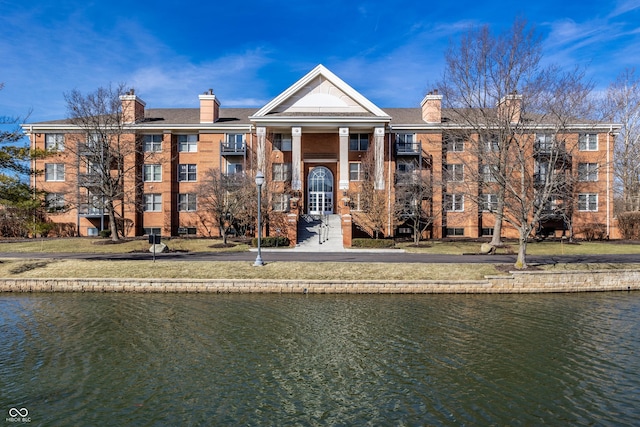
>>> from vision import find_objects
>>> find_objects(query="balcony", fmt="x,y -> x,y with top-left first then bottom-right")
78,173 -> 103,189
395,170 -> 427,187
78,204 -> 105,217
395,141 -> 422,155
220,140 -> 246,155
534,141 -> 571,161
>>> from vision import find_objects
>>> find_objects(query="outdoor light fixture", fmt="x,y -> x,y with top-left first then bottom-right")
254,171 -> 265,266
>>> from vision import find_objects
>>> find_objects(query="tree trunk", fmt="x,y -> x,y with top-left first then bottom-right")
106,200 -> 120,242
515,233 -> 528,269
221,226 -> 228,245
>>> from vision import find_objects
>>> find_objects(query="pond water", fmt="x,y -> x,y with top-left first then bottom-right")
1,292 -> 640,426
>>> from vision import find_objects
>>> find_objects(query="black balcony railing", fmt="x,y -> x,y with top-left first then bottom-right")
78,204 -> 104,217
78,173 -> 103,188
220,141 -> 246,155
395,141 -> 421,155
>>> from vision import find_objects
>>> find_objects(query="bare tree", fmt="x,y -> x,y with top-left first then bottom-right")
438,19 -> 595,268
605,68 -> 640,212
63,84 -> 143,241
394,169 -> 435,245
349,147 -> 388,239
197,168 -> 254,244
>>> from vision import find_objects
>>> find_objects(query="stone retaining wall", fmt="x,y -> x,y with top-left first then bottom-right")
1,269 -> 639,294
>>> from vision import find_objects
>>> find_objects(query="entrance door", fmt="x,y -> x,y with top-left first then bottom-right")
308,166 -> 334,215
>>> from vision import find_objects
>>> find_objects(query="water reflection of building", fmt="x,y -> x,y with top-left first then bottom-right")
25,65 -> 619,245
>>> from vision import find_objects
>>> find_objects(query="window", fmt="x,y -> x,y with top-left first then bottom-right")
143,164 -> 162,182
481,228 -> 494,236
445,134 -> 464,152
45,193 -> 65,211
178,164 -> 197,182
226,163 -> 243,175
350,193 -> 363,211
535,161 -> 549,184
45,163 -> 65,181
349,133 -> 369,151
536,133 -> 555,152
272,193 -> 290,212
178,134 -> 198,152
273,134 -> 292,151
87,132 -> 100,149
445,164 -> 464,182
272,163 -> 292,181
226,134 -> 244,150
45,133 -> 64,151
481,164 -> 498,182
444,194 -> 464,212
178,227 -> 197,235
578,163 -> 598,182
579,133 -> 598,151
480,194 -> 498,212
144,194 -> 162,212
483,134 -> 499,152
396,133 -> 416,153
178,193 -> 197,211
578,193 -> 598,211
397,162 -> 416,173
446,228 -> 465,236
143,134 -> 162,152
349,162 -> 363,181
87,228 -> 99,237
143,227 -> 161,236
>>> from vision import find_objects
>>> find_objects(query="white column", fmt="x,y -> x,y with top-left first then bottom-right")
374,127 -> 385,190
256,127 -> 266,173
292,127 -> 302,190
339,127 -> 349,190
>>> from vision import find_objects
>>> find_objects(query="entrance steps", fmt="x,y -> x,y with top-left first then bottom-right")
294,214 -> 344,252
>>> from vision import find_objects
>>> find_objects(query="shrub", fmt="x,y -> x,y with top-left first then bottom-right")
351,238 -> 396,248
618,211 -> 640,240
99,229 -> 112,238
251,236 -> 290,247
578,223 -> 606,241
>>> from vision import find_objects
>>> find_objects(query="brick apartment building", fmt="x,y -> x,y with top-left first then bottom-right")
24,65 -> 620,245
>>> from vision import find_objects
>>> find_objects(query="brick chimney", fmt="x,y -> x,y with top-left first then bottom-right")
199,89 -> 220,123
498,92 -> 523,124
421,90 -> 443,123
119,89 -> 146,124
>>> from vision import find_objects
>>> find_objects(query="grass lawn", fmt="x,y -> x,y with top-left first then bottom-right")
398,240 -> 640,255
0,259 -> 504,281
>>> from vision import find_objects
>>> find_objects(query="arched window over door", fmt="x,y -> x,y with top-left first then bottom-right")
307,166 -> 334,215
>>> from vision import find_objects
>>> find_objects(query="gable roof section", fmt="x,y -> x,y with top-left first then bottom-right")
251,64 -> 390,121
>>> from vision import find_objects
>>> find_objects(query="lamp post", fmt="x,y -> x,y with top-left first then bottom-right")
254,171 -> 265,266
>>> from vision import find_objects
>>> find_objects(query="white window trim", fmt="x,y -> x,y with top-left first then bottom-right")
45,133 -> 65,151
579,133 -> 598,151
446,194 -> 464,212
349,162 -> 363,181
143,134 -> 163,152
578,193 -> 598,212
178,134 -> 198,152
578,163 -> 599,182
178,193 -> 197,212
143,164 -> 162,182
45,163 -> 65,181
144,193 -> 162,212
178,164 -> 197,182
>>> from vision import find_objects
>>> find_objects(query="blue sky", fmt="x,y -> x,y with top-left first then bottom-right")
1,0 -> 639,122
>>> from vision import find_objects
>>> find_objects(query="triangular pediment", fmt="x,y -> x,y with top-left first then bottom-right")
252,65 -> 389,118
